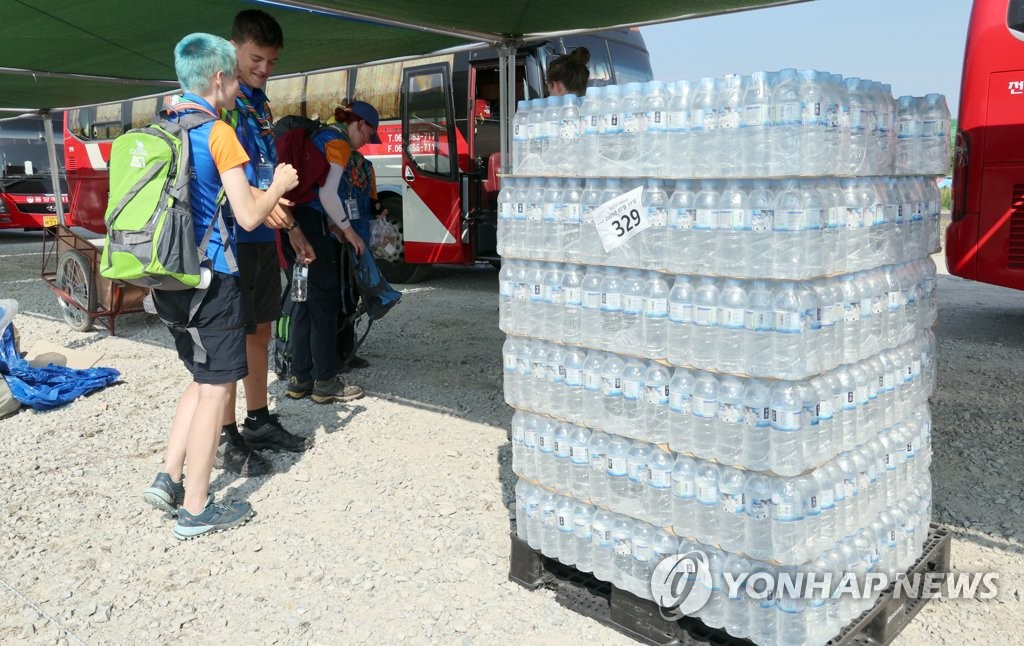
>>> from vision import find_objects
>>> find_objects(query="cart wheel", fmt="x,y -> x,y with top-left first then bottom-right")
56,250 -> 96,332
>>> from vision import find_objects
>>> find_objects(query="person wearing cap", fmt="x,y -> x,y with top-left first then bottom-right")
282,101 -> 380,403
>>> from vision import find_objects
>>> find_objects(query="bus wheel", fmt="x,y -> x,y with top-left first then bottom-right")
56,250 -> 96,332
374,195 -> 431,284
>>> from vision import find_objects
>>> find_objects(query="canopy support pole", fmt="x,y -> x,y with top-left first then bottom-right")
41,110 -> 66,226
497,41 -> 518,175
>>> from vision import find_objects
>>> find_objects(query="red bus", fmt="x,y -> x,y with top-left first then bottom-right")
945,0 -> 1024,288
62,29 -> 652,282
0,116 -> 70,230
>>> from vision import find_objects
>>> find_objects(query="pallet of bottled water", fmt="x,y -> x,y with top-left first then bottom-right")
501,71 -> 945,646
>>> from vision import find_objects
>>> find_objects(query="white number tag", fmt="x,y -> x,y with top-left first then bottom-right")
593,186 -> 648,252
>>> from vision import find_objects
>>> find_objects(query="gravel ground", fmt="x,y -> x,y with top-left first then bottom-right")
0,227 -> 1020,645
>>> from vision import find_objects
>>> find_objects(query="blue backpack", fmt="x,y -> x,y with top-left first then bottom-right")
347,246 -> 401,322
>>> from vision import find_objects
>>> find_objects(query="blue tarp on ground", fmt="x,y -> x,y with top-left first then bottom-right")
0,327 -> 120,411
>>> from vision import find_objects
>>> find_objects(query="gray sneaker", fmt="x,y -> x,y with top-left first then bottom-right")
142,472 -> 184,514
173,500 -> 255,540
311,375 -> 364,404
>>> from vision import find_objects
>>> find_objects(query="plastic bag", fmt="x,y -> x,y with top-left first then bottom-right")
0,298 -> 18,335
369,219 -> 399,258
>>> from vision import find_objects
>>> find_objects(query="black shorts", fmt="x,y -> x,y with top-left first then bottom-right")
153,272 -> 248,385
237,241 -> 283,332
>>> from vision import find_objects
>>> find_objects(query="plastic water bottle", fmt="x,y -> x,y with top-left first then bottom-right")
539,490 -> 559,556
619,270 -> 646,355
742,379 -> 772,472
601,354 -> 626,435
642,271 -> 670,359
553,422 -> 572,491
844,78 -> 870,175
536,416 -> 557,483
668,367 -> 694,451
569,424 -> 591,499
582,350 -> 606,429
600,267 -> 624,348
578,87 -> 603,177
563,347 -> 586,423
541,95 -> 562,174
715,74 -> 744,177
671,453 -> 697,536
605,435 -> 631,508
667,80 -> 693,177
525,482 -> 543,550
718,466 -> 747,553
799,69 -> 829,176
509,179 -> 530,258
640,179 -> 669,267
691,277 -> 720,366
723,552 -> 753,638
521,414 -> 538,480
620,357 -> 646,433
693,461 -> 720,543
770,478 -> 805,564
556,495 -> 576,563
798,474 -> 823,560
591,508 -> 615,581
740,71 -> 772,176
579,180 -> 604,263
599,85 -> 624,173
643,362 -> 671,445
746,180 -> 774,278
541,179 -> 564,262
692,181 -> 720,269
771,283 -> 804,378
588,430 -> 611,505
744,473 -> 773,560
512,101 -> 529,174
525,98 -> 545,175
775,565 -> 808,644
496,177 -> 515,256
502,336 -> 520,407
799,181 -> 825,278
667,181 -> 697,274
749,563 -> 779,645
619,82 -> 644,175
560,264 -> 584,345
542,262 -> 564,336
716,375 -> 746,465
772,181 -> 807,280
557,94 -> 581,177
647,448 -> 673,526
743,280 -> 774,377
630,521 -> 656,597
524,180 -> 546,260
690,77 -> 718,177
770,68 -> 802,176
580,265 -> 604,348
769,381 -> 805,477
717,279 -> 747,373
667,275 -> 694,367
716,181 -> 749,277
691,371 -> 719,458
626,441 -> 653,515
511,411 -> 526,475
573,502 -> 596,573
515,478 -> 531,541
922,93 -> 951,174
612,515 -> 636,589
561,179 -> 583,262
641,81 -> 669,176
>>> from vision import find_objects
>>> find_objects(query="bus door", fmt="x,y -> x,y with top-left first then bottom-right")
401,63 -> 466,265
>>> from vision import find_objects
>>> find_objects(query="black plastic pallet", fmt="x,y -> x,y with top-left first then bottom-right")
509,523 -> 952,646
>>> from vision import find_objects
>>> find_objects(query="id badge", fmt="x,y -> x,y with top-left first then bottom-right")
344,198 -> 361,221
256,162 -> 273,190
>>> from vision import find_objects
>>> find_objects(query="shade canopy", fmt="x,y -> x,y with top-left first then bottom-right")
0,0 -> 809,111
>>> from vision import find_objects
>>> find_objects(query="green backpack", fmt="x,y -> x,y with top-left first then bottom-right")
99,102 -> 236,290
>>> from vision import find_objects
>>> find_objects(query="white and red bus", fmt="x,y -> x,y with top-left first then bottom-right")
0,116 -> 70,231
945,0 -> 1024,289
62,29 -> 653,282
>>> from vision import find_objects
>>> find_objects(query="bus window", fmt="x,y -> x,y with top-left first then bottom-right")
585,41 -> 613,87
130,97 -> 160,130
267,75 -> 308,119
93,103 -> 123,140
1010,0 -> 1024,36
608,41 -> 655,85
354,55 -> 453,121
406,69 -> 452,176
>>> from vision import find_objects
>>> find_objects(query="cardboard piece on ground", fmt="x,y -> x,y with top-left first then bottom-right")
23,341 -> 103,369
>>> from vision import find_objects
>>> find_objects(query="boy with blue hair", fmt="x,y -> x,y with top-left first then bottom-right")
142,32 -> 298,539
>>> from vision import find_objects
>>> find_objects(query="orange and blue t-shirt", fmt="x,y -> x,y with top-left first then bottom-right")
227,84 -> 277,244
176,93 -> 250,275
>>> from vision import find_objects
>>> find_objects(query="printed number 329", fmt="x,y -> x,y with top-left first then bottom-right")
611,209 -> 642,237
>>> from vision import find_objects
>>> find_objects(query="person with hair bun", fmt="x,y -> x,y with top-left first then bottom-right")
546,47 -> 591,97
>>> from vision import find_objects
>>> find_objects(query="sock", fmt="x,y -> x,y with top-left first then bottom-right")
220,423 -> 238,442
245,406 -> 270,427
